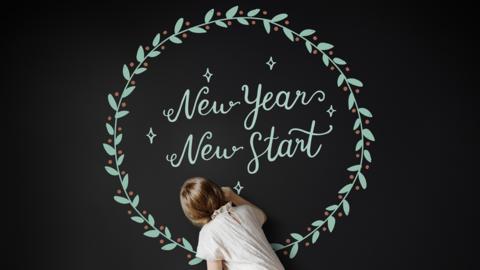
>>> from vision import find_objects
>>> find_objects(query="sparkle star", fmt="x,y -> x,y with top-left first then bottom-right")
203,67 -> 213,83
326,105 -> 336,117
233,181 -> 244,194
146,127 -> 157,144
266,56 -> 276,70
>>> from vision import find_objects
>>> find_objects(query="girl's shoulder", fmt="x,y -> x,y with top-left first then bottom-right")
236,204 -> 266,225
200,215 -> 222,234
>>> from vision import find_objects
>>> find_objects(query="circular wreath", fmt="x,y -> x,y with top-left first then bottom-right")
102,6 -> 375,266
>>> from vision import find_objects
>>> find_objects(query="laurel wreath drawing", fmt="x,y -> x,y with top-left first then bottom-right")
102,6 -> 374,265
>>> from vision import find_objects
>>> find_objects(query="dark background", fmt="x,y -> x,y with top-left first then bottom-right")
3,0 -> 477,269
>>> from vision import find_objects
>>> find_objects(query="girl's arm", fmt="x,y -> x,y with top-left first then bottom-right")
207,260 -> 223,270
222,187 -> 267,224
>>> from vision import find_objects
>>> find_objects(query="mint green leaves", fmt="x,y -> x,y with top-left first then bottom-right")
327,216 -> 336,232
189,257 -> 203,265
283,28 -> 294,41
318,42 -> 334,50
225,6 -> 238,19
144,229 -> 160,238
114,195 -> 129,204
204,9 -> 214,23
122,64 -> 130,81
136,46 -> 144,62
270,243 -> 284,251
189,26 -> 207,33
247,9 -> 260,17
289,243 -> 299,258
363,129 -> 375,141
299,29 -> 315,37
263,20 -> 271,33
271,13 -> 288,22
174,17 -> 184,34
104,166 -> 118,176
152,33 -> 161,46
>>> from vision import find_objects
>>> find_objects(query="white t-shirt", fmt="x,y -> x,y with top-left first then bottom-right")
196,201 -> 285,270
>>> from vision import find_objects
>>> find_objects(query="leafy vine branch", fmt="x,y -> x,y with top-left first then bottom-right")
102,5 -> 375,265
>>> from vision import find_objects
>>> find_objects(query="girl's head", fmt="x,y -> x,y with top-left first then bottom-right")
179,176 -> 227,227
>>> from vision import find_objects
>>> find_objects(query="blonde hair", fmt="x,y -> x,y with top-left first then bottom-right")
179,176 -> 227,227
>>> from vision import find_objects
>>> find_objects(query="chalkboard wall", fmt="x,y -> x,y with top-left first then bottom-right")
4,1 -> 476,269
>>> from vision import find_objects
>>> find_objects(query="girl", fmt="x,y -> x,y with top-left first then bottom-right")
180,176 -> 285,270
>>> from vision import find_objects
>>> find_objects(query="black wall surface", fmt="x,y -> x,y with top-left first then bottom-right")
3,1 -> 477,269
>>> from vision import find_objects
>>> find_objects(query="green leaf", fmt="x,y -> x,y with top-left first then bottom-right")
348,93 -> 354,109
117,154 -> 124,166
132,195 -> 139,207
103,143 -> 115,156
271,13 -> 288,22
226,6 -> 238,19
182,237 -> 193,251
148,51 -> 160,57
358,172 -> 367,189
299,29 -> 315,37
114,133 -> 122,145
148,214 -> 155,226
263,20 -> 270,33
359,108 -> 373,118
131,216 -> 144,223
247,9 -> 260,16
347,78 -> 364,87
108,94 -> 117,110
326,205 -> 337,211
333,57 -> 346,65
338,183 -> 353,194
289,243 -> 298,258
322,54 -> 329,67
270,243 -> 284,251
215,21 -> 228,28
164,227 -> 171,238
174,18 -> 184,33
283,28 -> 294,41
162,243 -> 177,250
204,9 -> 214,23
114,196 -> 129,204
152,33 -> 160,46
170,36 -> 182,44
327,216 -> 336,232
144,229 -> 160,238
136,46 -> 144,62
318,42 -> 334,50
121,174 -> 129,189
237,18 -> 249,25
343,200 -> 350,216
122,64 -> 130,80
337,74 -> 346,87
122,86 -> 135,98
311,219 -> 324,226
290,233 -> 303,241
355,139 -> 363,151
312,231 -> 320,243
347,164 -> 361,172
115,110 -> 129,119
305,41 -> 312,53
134,67 -> 146,74
364,149 -> 372,162
189,257 -> 203,265
104,166 -> 118,176
353,119 -> 361,130
190,26 -> 207,33
362,129 -> 376,141
106,123 -> 114,135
